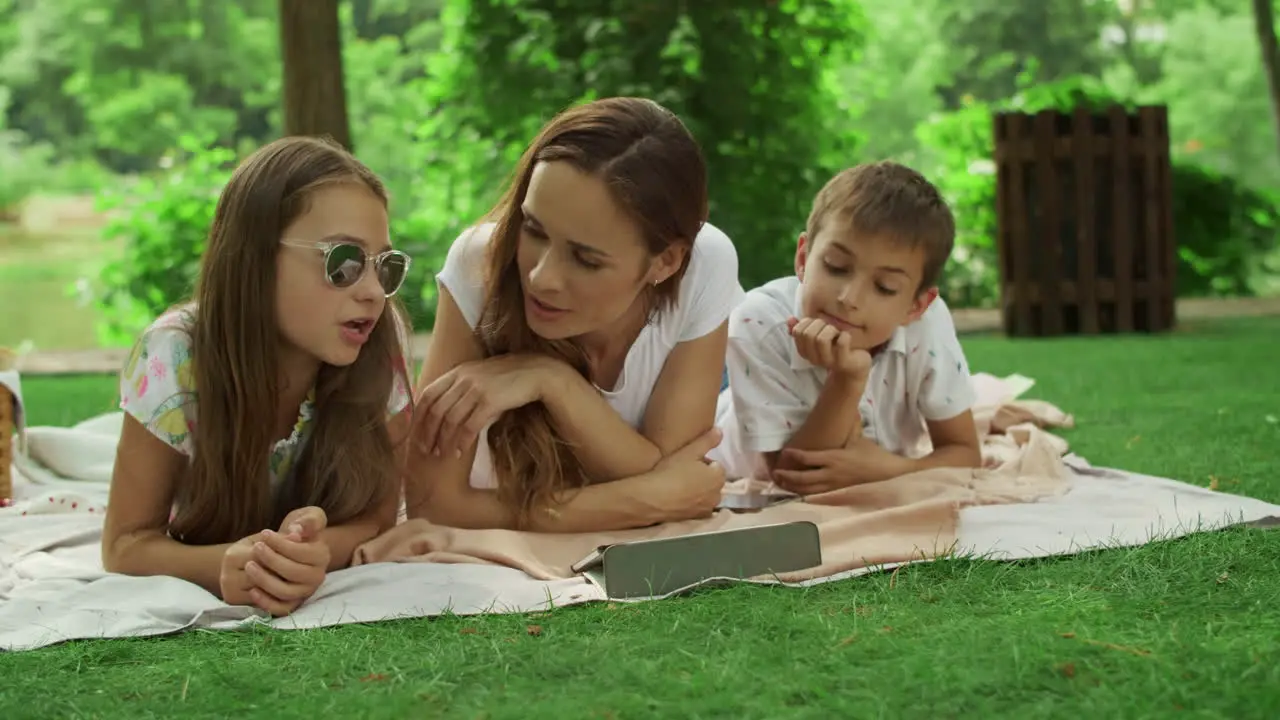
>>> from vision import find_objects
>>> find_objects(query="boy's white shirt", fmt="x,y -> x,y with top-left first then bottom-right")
708,275 -> 977,480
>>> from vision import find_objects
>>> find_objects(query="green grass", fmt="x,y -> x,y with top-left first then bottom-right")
4,317 -> 1280,718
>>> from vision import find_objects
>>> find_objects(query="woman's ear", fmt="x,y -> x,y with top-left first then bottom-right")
650,243 -> 688,285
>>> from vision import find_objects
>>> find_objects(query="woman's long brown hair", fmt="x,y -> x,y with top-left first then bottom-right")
476,97 -> 709,528
169,135 -> 412,546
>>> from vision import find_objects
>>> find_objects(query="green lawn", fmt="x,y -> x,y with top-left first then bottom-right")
3,317 -> 1280,718
0,221 -> 120,352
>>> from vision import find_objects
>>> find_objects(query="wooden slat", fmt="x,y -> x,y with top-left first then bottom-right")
1004,113 -> 1034,336
1012,279 -> 1159,304
992,113 -> 1013,333
992,104 -> 1176,337
1033,110 -> 1064,335
1108,105 -> 1135,332
1156,107 -> 1178,330
1071,107 -> 1099,333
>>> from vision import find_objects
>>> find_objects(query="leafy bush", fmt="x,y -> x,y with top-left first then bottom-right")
1170,164 -> 1280,297
94,136 -> 234,345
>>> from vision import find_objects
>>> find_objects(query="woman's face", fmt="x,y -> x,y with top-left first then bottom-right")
515,161 -> 682,342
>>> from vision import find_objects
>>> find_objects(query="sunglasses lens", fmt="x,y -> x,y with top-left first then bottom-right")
377,253 -> 410,296
325,244 -> 366,287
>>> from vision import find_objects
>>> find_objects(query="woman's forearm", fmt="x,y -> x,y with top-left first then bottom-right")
530,473 -> 670,532
538,364 -> 663,482
425,472 -> 669,533
102,530 -> 233,596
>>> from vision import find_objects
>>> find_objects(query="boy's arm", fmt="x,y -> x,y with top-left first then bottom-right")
776,408 -> 982,492
912,301 -> 982,472
721,321 -> 815,472
766,374 -> 864,474
913,411 -> 982,471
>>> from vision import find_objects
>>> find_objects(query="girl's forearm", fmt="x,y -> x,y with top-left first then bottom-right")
102,530 -> 233,596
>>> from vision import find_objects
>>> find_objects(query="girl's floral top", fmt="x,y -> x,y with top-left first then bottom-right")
118,304 -> 412,489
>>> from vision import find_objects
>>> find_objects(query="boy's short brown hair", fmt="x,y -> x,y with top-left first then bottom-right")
805,160 -> 956,292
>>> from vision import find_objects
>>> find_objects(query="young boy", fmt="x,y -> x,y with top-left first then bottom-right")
709,161 -> 981,495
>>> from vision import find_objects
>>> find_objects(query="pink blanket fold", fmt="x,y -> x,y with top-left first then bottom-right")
353,398 -> 1075,583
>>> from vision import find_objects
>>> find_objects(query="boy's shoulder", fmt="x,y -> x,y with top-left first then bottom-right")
728,275 -> 800,341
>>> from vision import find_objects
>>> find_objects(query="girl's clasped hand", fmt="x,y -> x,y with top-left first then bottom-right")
220,507 -> 331,617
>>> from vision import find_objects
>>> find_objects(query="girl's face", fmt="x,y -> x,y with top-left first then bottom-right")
515,161 -> 684,343
275,183 -> 394,374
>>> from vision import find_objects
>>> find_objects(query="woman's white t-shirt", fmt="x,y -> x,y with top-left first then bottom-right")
436,221 -> 744,489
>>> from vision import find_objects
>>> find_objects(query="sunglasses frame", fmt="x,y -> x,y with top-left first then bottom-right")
281,238 -> 412,298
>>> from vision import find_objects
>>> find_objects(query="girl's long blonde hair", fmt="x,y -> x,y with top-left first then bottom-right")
476,98 -> 708,528
169,136 -> 411,545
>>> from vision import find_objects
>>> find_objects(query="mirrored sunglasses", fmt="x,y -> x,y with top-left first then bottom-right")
281,239 -> 412,297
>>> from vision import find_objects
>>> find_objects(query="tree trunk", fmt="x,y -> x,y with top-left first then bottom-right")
1252,0 -> 1280,157
279,0 -> 353,151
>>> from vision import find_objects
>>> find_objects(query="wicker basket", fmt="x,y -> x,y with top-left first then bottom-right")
0,347 -> 13,501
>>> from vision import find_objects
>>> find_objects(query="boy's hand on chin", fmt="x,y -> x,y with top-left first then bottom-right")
787,317 -> 872,383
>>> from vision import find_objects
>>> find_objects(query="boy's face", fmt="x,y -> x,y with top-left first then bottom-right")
794,228 -> 937,351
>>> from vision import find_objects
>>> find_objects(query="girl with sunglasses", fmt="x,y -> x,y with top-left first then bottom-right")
406,97 -> 743,532
102,136 -> 415,616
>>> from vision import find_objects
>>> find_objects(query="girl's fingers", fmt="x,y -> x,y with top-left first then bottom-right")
244,560 -> 311,602
260,529 -> 330,570
252,538 -> 323,586
249,587 -> 299,617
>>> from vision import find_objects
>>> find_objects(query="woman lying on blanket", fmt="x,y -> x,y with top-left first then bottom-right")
102,136 -> 415,617
406,96 -> 743,532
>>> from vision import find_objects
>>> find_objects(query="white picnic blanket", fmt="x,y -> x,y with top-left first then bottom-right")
1,374 -> 1277,652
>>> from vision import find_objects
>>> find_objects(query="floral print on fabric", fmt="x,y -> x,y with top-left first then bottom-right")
117,305 -> 315,489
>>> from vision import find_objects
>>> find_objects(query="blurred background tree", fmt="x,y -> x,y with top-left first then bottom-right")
0,0 -> 1277,349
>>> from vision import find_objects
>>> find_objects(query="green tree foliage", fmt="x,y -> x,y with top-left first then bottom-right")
2,0 -> 1278,346
420,0 -> 868,289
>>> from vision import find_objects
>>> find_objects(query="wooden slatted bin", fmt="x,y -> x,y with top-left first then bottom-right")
992,105 -> 1177,337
